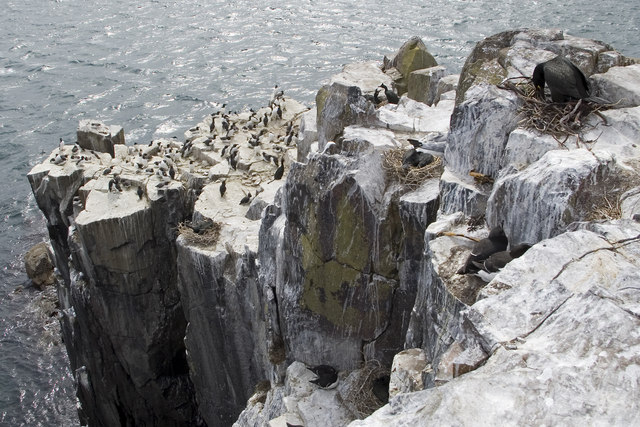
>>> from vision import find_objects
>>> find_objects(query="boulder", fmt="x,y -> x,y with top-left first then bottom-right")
384,37 -> 438,95
24,242 -> 56,287
591,63 -> 640,107
407,65 -> 446,105
77,119 -> 124,157
388,348 -> 429,398
434,74 -> 459,105
315,61 -> 387,147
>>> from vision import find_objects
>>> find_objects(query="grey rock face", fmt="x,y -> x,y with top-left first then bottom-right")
24,242 -> 56,287
487,149 -> 619,245
77,119 -> 124,157
407,65 -> 446,105
356,221 -> 640,426
258,125 -> 440,372
177,242 -> 268,426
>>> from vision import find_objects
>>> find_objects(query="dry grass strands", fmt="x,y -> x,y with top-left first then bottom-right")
383,148 -> 443,188
177,220 -> 222,247
340,361 -> 390,419
498,77 -> 615,148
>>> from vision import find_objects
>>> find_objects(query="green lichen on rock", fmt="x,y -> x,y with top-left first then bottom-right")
455,30 -> 518,105
301,259 -> 362,326
392,36 -> 438,81
334,194 -> 369,271
456,58 -> 507,105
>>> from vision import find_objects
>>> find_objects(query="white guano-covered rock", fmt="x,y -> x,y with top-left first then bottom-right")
352,221 -> 640,427
486,149 -> 619,245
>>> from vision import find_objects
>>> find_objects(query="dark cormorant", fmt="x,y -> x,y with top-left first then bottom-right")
307,365 -> 338,388
373,87 -> 381,105
219,179 -> 226,197
274,161 -> 284,180
379,83 -> 399,104
239,192 -> 252,205
532,56 -> 590,102
472,243 -> 531,273
137,186 -> 144,199
458,226 -> 508,274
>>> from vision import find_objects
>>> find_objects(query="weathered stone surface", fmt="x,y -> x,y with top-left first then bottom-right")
77,119 -> 124,157
487,149 -> 620,245
375,95 -> 454,134
24,242 -> 56,287
177,240 -> 268,426
407,65 -> 446,105
384,36 -> 438,95
315,62 -> 389,148
438,167 -> 490,217
434,75 -> 458,105
389,348 -> 429,398
259,127 -> 405,370
591,64 -> 640,107
500,128 -> 558,171
446,84 -> 521,179
353,221 -> 640,426
297,107 -> 317,162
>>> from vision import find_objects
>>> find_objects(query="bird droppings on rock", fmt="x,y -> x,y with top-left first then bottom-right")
26,29 -> 640,427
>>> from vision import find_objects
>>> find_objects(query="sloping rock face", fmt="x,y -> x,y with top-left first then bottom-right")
29,98 -> 309,426
354,29 -> 640,427
353,221 -> 640,426
29,30 -> 640,427
259,126 -> 439,370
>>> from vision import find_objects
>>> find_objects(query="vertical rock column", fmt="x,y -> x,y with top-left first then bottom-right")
28,123 -> 200,426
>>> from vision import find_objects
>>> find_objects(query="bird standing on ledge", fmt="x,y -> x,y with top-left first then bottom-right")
532,56 -> 590,102
379,83 -> 399,104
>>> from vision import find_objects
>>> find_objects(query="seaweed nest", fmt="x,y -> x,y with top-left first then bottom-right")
383,148 -> 443,188
498,77 -> 614,148
340,361 -> 390,419
177,220 -> 222,247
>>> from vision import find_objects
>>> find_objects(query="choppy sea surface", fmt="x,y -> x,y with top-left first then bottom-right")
1,0 -> 638,424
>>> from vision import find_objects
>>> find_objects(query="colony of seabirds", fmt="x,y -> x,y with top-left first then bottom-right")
49,85 -> 305,217
44,55 -> 591,392
48,81 -> 436,221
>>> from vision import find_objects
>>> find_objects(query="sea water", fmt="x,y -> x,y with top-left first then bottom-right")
1,0 -> 638,424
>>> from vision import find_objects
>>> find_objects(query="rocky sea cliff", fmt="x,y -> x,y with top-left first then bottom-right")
28,29 -> 640,426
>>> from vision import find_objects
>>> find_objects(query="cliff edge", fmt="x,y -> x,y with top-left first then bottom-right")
29,29 -> 640,426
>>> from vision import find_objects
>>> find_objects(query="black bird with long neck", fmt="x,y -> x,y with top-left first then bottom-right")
532,56 -> 590,102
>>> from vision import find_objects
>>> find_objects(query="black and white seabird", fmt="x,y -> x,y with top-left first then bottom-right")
239,192 -> 252,205
273,160 -> 285,180
458,226 -> 509,275
219,179 -> 226,197
137,186 -> 144,199
532,56 -> 590,102
59,138 -> 64,152
307,364 -> 338,389
379,83 -> 399,104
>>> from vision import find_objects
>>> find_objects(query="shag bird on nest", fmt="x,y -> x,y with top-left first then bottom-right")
457,226 -> 508,275
532,56 -> 590,102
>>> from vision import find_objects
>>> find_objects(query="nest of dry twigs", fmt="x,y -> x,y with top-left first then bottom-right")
383,148 -> 443,188
177,221 -> 222,247
498,77 -> 614,148
340,361 -> 390,419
